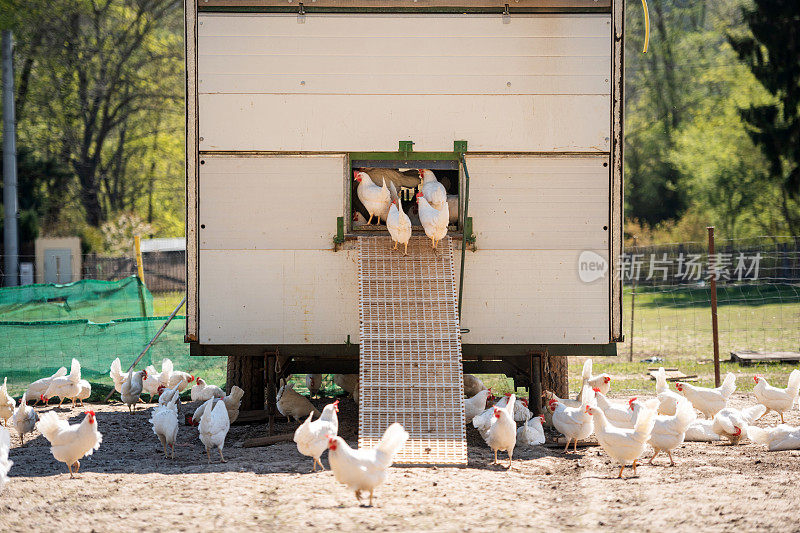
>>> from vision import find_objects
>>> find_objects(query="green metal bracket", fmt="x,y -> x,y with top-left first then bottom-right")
398,140 -> 414,155
464,217 -> 476,244
334,216 -> 345,244
454,140 -> 468,154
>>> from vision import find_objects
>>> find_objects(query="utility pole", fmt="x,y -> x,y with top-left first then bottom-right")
2,30 -> 19,287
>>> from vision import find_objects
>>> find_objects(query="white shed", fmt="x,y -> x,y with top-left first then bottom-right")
185,0 -> 624,433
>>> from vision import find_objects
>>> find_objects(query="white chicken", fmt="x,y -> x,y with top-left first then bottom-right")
464,389 -> 491,423
142,363 -> 172,402
109,358 -> 130,394
150,392 -> 179,459
752,370 -> 800,423
463,374 -> 487,398
192,386 -> 245,424
548,386 -> 595,452
294,400 -> 339,472
593,390 -> 638,428
482,394 -> 517,467
121,369 -> 146,413
190,377 -> 225,403
418,169 -> 447,210
749,424 -> 800,451
581,359 -> 611,396
157,385 -> 182,409
75,380 -> 91,407
277,380 -> 320,422
12,392 -> 38,445
334,374 -> 359,402
167,370 -> 195,392
0,377 -> 14,425
354,171 -> 391,225
327,422 -> 409,507
43,358 -> 82,407
25,366 -> 67,406
493,393 -> 532,423
37,410 -> 102,478
0,426 -> 11,493
711,404 -> 766,445
675,373 -> 736,419
648,397 -> 697,465
684,419 -> 722,442
517,413 -> 546,447
386,196 -> 412,255
306,374 -> 323,398
654,367 -> 683,416
416,192 -> 449,250
587,403 -> 656,478
198,397 -> 230,463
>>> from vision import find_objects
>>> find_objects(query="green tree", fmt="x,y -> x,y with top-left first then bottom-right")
727,0 -> 800,234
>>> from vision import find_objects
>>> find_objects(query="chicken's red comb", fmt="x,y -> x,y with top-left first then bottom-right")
85,410 -> 96,416
628,397 -> 638,405
592,387 -> 601,393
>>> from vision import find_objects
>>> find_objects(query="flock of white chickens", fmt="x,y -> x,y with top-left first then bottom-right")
354,168 -> 450,252
3,358 -> 800,507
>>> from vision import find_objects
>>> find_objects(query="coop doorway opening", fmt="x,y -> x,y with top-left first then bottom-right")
349,159 -> 460,234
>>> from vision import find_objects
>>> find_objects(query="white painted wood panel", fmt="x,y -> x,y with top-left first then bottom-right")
465,155 -> 609,250
199,249 -> 359,344
456,249 -> 610,343
199,94 -> 609,152
197,13 -> 611,152
199,155 -> 345,250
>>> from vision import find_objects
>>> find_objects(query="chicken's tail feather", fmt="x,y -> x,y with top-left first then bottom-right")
742,404 -> 767,425
787,369 -> 800,398
51,366 -> 68,379
719,372 -> 737,398
633,404 -> 656,443
161,358 -> 174,377
748,425 -> 769,445
655,367 -> 667,394
36,412 -> 62,441
69,358 -> 82,383
674,398 -> 697,432
581,359 -> 592,382
374,423 -> 409,469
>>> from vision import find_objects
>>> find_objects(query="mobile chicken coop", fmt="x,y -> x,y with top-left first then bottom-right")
185,0 -> 624,463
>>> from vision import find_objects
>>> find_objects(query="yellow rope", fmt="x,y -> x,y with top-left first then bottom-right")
641,0 -> 650,53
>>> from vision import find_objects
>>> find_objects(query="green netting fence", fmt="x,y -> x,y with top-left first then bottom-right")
0,277 -> 225,397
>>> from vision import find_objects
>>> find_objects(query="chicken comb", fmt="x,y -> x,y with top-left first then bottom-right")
592,387 -> 601,393
628,397 -> 638,405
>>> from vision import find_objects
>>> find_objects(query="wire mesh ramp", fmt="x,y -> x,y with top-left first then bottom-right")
358,235 -> 467,465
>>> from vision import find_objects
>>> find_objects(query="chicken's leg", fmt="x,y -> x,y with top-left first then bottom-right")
368,490 -> 374,507
366,214 -> 373,225
667,451 -> 675,466
68,462 -> 75,479
393,241 -> 398,250
218,448 -> 227,463
632,459 -> 638,476
649,450 -> 660,465
315,457 -> 325,471
781,412 -> 785,424
206,448 -> 212,464
355,489 -> 363,504
162,440 -> 168,458
58,398 -> 64,408
74,460 -> 80,474
403,242 -> 408,256
493,449 -> 498,465
507,450 -> 513,469
563,438 -> 571,453
617,465 -> 625,479
573,440 -> 578,453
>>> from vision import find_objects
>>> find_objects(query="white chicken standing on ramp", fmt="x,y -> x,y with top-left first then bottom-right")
294,400 -> 339,472
587,402 -> 657,479
418,169 -> 447,210
327,422 -> 409,507
354,171 -> 391,225
386,181 -> 412,255
198,397 -> 230,463
37,410 -> 103,478
416,191 -> 449,250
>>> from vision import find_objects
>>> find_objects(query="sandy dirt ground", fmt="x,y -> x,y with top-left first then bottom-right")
2,392 -> 799,532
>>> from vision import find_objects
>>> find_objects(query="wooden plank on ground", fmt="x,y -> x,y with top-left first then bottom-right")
647,369 -> 697,382
233,409 -> 269,425
544,437 -> 599,449
730,350 -> 800,366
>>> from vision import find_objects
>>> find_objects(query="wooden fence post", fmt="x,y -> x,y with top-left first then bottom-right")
707,227 -> 721,387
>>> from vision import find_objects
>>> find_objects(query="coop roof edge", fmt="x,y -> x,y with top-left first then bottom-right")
197,0 -> 611,13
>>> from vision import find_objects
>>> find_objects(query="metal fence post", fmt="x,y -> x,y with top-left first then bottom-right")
707,227 -> 721,387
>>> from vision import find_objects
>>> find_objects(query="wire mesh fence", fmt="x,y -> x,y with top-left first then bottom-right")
620,235 -> 800,361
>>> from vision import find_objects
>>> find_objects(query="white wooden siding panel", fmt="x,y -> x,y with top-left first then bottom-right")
199,155 -> 344,250
197,13 -> 610,152
199,249 -> 359,344
199,94 -> 609,152
466,155 -> 609,250
456,249 -> 609,343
